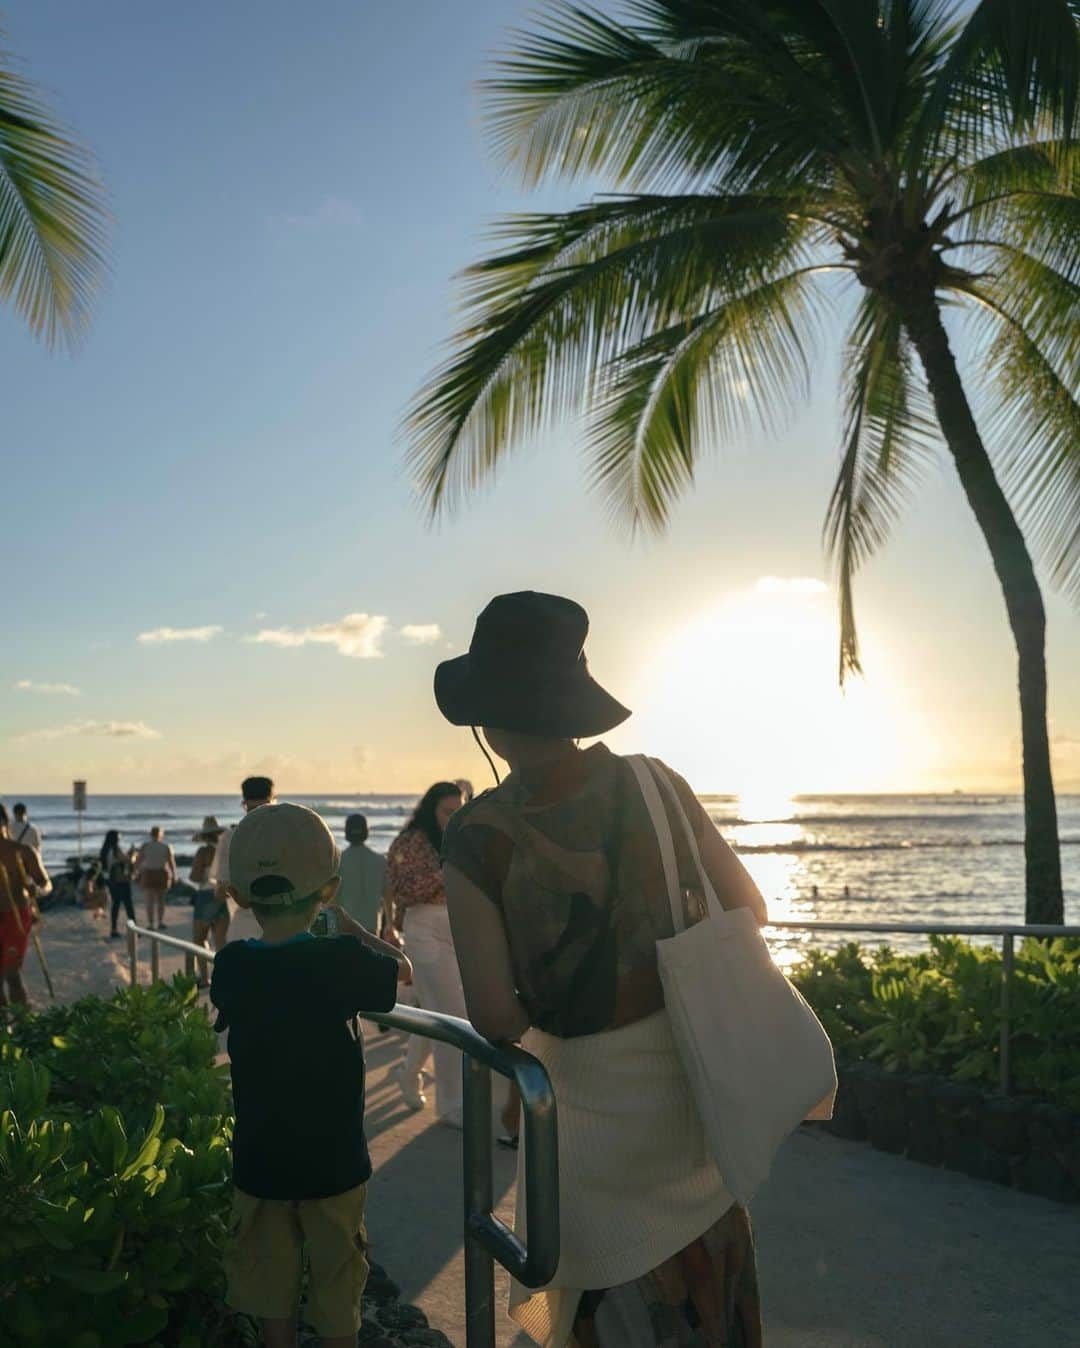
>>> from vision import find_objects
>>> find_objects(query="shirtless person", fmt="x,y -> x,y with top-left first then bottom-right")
0,803 -> 51,1007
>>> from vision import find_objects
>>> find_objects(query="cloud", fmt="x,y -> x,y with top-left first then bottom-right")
754,576 -> 828,597
248,613 -> 388,659
137,625 -> 223,645
400,623 -> 441,645
270,196 -> 364,229
15,680 -> 80,696
14,719 -> 162,744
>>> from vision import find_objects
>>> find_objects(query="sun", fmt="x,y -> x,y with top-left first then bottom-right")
622,577 -> 927,796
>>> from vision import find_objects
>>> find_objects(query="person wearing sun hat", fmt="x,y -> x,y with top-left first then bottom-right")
437,592 -> 768,1348
189,816 -> 227,986
210,802 -> 410,1348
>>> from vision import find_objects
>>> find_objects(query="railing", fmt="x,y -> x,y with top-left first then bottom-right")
766,919 -> 1080,1096
126,921 -> 558,1348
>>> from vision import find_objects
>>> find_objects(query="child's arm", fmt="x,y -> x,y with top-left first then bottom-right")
328,904 -> 413,982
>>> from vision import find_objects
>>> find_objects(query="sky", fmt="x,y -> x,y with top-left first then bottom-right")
1,0 -> 1078,799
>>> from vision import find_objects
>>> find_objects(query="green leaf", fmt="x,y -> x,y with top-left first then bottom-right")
0,36 -> 108,346
51,1265 -> 127,1294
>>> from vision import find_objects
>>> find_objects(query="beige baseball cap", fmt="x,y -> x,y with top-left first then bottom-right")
228,802 -> 340,904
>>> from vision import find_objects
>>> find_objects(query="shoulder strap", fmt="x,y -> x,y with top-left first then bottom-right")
645,759 -> 725,922
16,824 -> 29,845
625,755 -> 685,935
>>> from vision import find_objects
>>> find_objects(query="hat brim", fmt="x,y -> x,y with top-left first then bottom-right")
435,654 -> 631,739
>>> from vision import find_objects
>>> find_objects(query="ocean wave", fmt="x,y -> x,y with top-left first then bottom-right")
732,837 -> 1080,855
710,811 -> 1025,828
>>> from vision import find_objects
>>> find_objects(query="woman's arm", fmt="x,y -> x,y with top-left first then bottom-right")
444,862 -> 530,1043
698,822 -> 768,925
665,767 -> 768,925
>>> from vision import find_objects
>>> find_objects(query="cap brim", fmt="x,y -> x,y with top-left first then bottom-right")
434,655 -> 631,739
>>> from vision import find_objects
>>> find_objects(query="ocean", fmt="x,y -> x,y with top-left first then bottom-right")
11,791 -> 1078,966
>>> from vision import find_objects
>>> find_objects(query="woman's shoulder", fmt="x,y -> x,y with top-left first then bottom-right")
388,827 -> 432,860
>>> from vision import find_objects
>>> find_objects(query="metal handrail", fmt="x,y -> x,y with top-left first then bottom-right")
126,921 -> 558,1348
767,920 -> 1080,937
764,918 -> 1080,1095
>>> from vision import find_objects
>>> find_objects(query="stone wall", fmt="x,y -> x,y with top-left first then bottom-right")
824,1061 -> 1080,1202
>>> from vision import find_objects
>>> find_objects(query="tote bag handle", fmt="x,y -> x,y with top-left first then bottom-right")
626,755 -> 726,929
626,755 -> 684,934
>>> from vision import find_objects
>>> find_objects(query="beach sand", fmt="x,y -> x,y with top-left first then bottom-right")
21,896 -> 199,1008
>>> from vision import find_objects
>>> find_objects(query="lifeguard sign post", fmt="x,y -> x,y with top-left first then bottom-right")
73,780 -> 87,860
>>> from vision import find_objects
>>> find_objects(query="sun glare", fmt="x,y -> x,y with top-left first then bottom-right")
626,577 -> 926,796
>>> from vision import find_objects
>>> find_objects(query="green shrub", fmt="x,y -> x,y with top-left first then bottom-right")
0,978 -> 247,1347
790,936 -> 1080,1110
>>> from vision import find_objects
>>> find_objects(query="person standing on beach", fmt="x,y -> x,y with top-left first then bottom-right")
337,814 -> 387,932
0,803 -> 51,1007
134,826 -> 176,931
190,816 -> 228,985
386,782 -> 466,1126
10,804 -> 42,853
101,830 -> 135,939
210,777 -> 276,944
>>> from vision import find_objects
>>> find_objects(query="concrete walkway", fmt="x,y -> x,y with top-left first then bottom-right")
29,909 -> 1080,1346
363,1029 -> 1080,1348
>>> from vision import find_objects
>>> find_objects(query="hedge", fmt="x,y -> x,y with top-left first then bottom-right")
788,935 -> 1080,1110
0,978 -> 246,1347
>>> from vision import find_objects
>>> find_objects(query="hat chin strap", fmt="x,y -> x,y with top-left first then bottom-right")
471,726 -> 501,787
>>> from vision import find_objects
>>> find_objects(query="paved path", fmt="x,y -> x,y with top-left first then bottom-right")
363,1030 -> 1080,1348
32,909 -> 1080,1346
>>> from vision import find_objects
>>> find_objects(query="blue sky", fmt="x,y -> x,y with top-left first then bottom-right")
1,0 -> 1078,796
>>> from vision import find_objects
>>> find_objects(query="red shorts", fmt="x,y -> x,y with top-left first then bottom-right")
0,908 -> 31,973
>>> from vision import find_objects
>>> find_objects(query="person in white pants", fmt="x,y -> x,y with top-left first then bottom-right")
385,782 -> 465,1127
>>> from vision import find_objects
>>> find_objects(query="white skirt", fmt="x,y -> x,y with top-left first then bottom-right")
510,1009 -> 732,1348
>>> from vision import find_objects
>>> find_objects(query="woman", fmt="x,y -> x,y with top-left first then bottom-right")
190,816 -> 228,987
437,592 -> 767,1348
386,781 -> 466,1127
101,830 -> 134,940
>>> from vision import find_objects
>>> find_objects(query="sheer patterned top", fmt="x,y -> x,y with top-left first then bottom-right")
441,743 -> 722,1039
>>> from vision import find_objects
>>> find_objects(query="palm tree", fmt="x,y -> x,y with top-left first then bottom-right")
1,35 -> 107,346
407,0 -> 1080,925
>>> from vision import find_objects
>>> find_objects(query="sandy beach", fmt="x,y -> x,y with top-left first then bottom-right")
22,896 -> 197,1008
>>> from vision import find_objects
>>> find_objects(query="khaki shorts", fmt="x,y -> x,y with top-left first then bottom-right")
224,1183 -> 369,1336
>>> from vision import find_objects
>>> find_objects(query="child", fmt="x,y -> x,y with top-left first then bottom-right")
210,802 -> 410,1348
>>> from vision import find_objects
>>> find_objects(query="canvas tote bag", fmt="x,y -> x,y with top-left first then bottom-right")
626,755 -> 837,1202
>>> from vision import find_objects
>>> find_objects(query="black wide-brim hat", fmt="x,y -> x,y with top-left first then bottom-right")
435,591 -> 631,739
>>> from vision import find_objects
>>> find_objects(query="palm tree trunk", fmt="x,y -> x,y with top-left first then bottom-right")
902,301 -> 1063,925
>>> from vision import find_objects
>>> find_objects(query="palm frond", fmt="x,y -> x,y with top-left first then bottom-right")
483,1 -> 849,192
947,138 -> 1077,206
959,279 -> 1080,600
587,264 -> 834,530
0,45 -> 107,347
913,0 -> 1080,167
825,294 -> 939,680
405,193 -> 818,516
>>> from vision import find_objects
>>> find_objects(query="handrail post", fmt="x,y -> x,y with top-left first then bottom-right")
1000,933 -> 1014,1095
128,923 -> 138,986
150,937 -> 160,985
185,950 -> 195,979
462,1055 -> 496,1348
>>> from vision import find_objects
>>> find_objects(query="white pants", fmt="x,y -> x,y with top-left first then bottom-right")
402,903 -> 466,1122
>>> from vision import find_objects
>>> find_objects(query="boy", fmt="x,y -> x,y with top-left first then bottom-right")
211,802 -> 409,1348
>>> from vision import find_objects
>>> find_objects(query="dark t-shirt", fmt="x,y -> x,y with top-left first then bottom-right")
211,933 -> 398,1199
